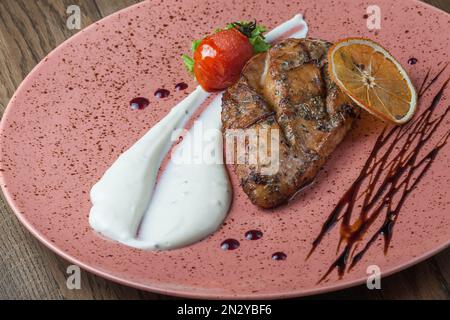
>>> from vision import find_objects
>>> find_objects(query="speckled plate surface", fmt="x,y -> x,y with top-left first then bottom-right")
1,0 -> 450,299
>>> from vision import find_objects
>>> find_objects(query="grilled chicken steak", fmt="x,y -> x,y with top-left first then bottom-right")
221,38 -> 359,208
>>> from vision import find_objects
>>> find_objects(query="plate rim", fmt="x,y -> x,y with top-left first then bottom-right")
0,0 -> 449,299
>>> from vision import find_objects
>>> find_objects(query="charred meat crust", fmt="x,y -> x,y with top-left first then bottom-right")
221,38 -> 359,209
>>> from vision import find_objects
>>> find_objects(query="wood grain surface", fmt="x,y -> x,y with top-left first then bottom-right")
0,0 -> 449,300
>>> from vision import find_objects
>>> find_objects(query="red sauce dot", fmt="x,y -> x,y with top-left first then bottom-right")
271,252 -> 287,261
408,57 -> 418,65
130,97 -> 149,110
175,82 -> 188,91
245,230 -> 263,240
154,88 -> 170,98
221,239 -> 240,250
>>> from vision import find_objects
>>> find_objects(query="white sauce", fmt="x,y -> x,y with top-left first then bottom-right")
89,14 -> 308,250
89,87 -> 209,244
134,95 -> 229,249
265,14 -> 308,43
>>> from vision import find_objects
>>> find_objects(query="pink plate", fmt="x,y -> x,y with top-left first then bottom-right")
1,0 -> 450,299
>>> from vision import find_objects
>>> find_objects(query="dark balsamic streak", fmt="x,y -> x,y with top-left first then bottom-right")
418,68 -> 431,97
419,62 -> 449,97
350,131 -> 450,270
309,64 -> 450,283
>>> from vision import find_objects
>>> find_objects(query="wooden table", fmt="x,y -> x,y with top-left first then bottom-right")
0,0 -> 449,300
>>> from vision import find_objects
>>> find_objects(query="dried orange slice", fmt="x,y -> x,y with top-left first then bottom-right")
328,38 -> 417,124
